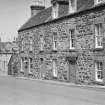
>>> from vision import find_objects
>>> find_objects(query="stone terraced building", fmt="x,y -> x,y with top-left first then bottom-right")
18,0 -> 105,85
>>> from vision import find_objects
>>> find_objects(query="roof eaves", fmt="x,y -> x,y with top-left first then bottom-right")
18,16 -> 33,32
18,3 -> 105,32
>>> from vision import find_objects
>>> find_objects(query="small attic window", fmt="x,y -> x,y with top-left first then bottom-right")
69,0 -> 77,13
52,3 -> 59,19
94,0 -> 105,5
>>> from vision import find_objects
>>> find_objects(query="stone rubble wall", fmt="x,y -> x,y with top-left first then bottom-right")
18,7 -> 105,84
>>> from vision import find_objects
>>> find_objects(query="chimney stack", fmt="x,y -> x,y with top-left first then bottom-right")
30,0 -> 45,17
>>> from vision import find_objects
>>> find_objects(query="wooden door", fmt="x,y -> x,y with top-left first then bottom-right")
69,61 -> 76,83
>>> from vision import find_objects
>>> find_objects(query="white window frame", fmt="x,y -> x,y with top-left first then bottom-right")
95,62 -> 103,82
69,0 -> 77,14
20,58 -> 23,72
53,32 -> 57,50
52,3 -> 59,19
53,60 -> 57,77
69,29 -> 75,49
29,58 -> 33,74
95,23 -> 103,48
94,0 -> 105,5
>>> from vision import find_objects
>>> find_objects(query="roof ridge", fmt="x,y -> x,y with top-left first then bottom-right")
18,0 -> 95,32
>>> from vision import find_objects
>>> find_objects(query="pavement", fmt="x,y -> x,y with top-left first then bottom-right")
16,76 -> 105,90
0,76 -> 105,105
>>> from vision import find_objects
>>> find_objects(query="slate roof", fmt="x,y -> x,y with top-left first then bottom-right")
18,0 -> 95,32
77,0 -> 94,12
51,0 -> 69,3
19,7 -> 52,32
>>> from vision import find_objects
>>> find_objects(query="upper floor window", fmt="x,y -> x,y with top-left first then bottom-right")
29,38 -> 33,51
21,39 -> 24,51
69,0 -> 77,13
53,32 -> 57,50
52,3 -> 59,19
95,61 -> 103,82
40,35 -> 44,51
94,0 -> 105,5
69,29 -> 75,49
95,23 -> 103,48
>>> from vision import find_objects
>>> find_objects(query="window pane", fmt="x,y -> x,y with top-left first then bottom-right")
95,23 -> 103,47
96,62 -> 103,80
30,58 -> 32,63
97,71 -> 103,79
40,37 -> 44,50
72,39 -> 75,47
53,41 -> 57,50
30,64 -> 33,69
25,62 -> 28,69
53,61 -> 57,77
53,32 -> 57,50
69,29 -> 75,48
53,32 -> 57,41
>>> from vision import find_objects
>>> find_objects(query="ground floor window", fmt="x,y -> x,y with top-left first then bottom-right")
29,58 -> 33,74
22,57 -> 28,71
53,60 -> 57,77
20,58 -> 24,72
95,61 -> 103,82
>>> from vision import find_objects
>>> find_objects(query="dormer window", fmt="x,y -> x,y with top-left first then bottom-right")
52,3 -> 59,19
94,0 -> 105,5
69,0 -> 77,13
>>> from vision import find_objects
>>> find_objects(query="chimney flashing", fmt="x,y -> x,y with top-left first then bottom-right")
30,5 -> 45,10
51,0 -> 69,4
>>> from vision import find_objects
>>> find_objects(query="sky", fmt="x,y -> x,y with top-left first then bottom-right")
0,0 -> 51,42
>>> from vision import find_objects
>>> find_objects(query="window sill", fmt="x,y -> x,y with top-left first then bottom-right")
39,50 -> 44,53
93,48 -> 104,51
20,51 -> 24,53
28,72 -> 33,75
52,76 -> 58,80
20,71 -> 24,74
93,80 -> 104,85
62,49 -> 77,52
96,79 -> 103,82
29,51 -> 33,53
69,49 -> 76,52
52,50 -> 57,52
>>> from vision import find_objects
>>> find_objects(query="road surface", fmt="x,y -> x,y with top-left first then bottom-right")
0,76 -> 105,105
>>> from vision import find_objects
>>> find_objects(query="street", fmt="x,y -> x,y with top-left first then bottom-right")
0,76 -> 105,105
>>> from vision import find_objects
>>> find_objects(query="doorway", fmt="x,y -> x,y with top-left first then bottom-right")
68,60 -> 77,83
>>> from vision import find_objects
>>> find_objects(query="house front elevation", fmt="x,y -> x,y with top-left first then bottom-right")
18,0 -> 105,85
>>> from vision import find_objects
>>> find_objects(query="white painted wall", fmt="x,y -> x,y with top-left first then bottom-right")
0,54 -> 12,76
